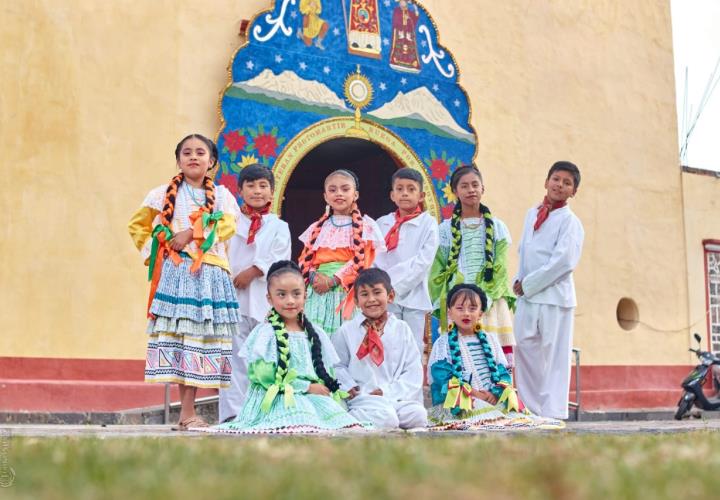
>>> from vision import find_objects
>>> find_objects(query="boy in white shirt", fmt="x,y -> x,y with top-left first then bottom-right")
374,168 -> 439,355
333,268 -> 427,429
513,161 -> 585,419
218,164 -> 291,422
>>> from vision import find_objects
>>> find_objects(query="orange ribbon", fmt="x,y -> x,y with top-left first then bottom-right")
188,208 -> 210,273
146,230 -> 181,318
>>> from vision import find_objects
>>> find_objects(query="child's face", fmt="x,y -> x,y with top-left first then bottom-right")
267,272 -> 306,322
240,178 -> 273,209
544,170 -> 577,204
356,283 -> 394,320
324,174 -> 359,215
177,137 -> 213,181
390,178 -> 424,215
448,296 -> 482,332
453,172 -> 484,209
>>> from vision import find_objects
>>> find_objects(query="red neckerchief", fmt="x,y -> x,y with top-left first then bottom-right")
241,202 -> 271,244
356,314 -> 387,366
384,206 -> 422,251
533,196 -> 566,231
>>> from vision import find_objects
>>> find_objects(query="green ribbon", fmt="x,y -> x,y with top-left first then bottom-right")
259,368 -> 298,413
199,211 -> 224,252
332,389 -> 350,405
432,261 -> 459,331
148,224 -> 173,281
443,376 -> 473,412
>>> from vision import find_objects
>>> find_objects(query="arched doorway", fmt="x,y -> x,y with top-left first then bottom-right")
282,137 -> 399,258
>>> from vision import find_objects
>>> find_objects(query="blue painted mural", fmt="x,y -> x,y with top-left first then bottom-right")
214,0 -> 477,220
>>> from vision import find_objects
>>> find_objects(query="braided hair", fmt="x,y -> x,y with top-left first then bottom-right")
266,260 -> 341,393
446,284 -> 502,411
300,170 -> 366,286
448,165 -> 495,287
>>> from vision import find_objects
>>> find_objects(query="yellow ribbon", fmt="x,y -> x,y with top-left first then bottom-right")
496,383 -> 520,413
443,376 -> 473,412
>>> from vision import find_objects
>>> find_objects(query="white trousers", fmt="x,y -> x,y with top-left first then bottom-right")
218,315 -> 259,423
513,300 -> 574,419
388,303 -> 428,355
348,394 -> 428,429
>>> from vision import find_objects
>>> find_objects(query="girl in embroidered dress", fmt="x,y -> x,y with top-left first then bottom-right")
298,170 -> 386,335
128,134 -> 241,430
428,284 -> 561,429
212,261 -> 364,433
429,165 -> 516,366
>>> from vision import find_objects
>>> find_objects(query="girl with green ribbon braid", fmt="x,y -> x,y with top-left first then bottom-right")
427,284 -> 561,430
429,165 -> 517,368
128,134 -> 242,431
213,261 -> 364,434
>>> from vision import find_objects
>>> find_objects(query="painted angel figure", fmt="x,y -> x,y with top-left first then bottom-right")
389,0 -> 421,73
298,0 -> 329,50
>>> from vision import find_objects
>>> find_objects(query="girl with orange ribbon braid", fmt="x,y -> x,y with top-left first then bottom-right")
298,170 -> 386,335
128,134 -> 241,430
427,284 -> 562,430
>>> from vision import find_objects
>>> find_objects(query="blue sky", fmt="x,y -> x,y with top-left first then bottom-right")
672,0 -> 720,172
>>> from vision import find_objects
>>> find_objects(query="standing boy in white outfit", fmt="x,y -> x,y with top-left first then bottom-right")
218,164 -> 291,422
333,268 -> 427,430
374,168 -> 439,355
513,161 -> 584,419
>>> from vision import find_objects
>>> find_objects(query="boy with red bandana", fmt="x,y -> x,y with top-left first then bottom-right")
513,161 -> 584,419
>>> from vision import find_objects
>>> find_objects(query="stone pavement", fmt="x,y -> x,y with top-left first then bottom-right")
2,419 -> 720,438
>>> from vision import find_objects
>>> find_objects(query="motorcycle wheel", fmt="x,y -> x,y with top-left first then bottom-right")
674,392 -> 695,420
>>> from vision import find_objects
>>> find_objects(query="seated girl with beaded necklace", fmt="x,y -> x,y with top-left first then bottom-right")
298,169 -> 386,336
211,260 -> 365,434
428,284 -> 562,430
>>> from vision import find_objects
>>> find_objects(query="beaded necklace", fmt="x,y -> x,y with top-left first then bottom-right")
329,215 -> 353,228
183,181 -> 206,207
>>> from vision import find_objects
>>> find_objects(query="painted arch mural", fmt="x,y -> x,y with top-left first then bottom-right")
214,0 -> 478,254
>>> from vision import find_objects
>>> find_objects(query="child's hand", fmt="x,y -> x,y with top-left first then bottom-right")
471,389 -> 497,405
233,267 -> 261,289
369,388 -> 383,396
347,387 -> 360,400
512,280 -> 524,296
311,274 -> 332,294
169,229 -> 193,251
308,383 -> 331,396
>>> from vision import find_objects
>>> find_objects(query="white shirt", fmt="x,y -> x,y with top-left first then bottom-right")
374,211 -> 439,311
227,213 -> 291,322
515,205 -> 584,307
332,314 -> 424,404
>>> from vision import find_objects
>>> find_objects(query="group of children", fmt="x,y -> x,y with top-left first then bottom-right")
129,133 -> 584,433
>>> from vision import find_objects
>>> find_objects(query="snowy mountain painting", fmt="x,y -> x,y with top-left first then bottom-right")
226,69 -> 475,144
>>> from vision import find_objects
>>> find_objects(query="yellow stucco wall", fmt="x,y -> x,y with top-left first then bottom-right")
0,0 -> 702,365
682,172 -> 720,361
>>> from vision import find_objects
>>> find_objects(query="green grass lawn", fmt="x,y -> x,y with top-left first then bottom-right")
3,432 -> 720,499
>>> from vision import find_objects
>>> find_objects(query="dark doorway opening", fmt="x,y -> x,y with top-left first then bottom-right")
281,137 -> 400,259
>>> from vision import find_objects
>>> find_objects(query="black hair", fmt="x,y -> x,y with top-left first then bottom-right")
391,167 -> 423,190
238,163 -> 275,190
174,134 -> 218,167
450,164 -> 483,192
355,268 -> 393,294
447,283 -> 488,313
325,169 -> 360,190
265,258 -> 341,394
547,161 -> 581,188
266,260 -> 303,289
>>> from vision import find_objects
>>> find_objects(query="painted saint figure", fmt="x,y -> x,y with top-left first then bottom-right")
298,0 -> 329,50
389,0 -> 421,73
346,0 -> 382,59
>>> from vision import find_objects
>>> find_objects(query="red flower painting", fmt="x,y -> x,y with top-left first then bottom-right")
254,133 -> 279,158
223,131 -> 247,153
217,173 -> 239,197
441,203 -> 455,219
429,158 -> 450,181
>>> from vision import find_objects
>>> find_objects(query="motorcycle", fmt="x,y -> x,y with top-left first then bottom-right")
674,333 -> 720,420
